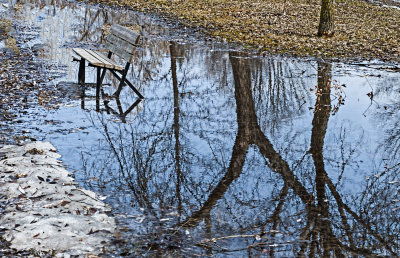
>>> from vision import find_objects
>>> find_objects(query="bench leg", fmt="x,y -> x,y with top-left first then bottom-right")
78,58 -> 86,85
80,86 -> 85,110
113,63 -> 131,97
98,51 -> 112,86
123,77 -> 144,99
111,71 -> 144,99
100,68 -> 107,85
96,67 -> 101,112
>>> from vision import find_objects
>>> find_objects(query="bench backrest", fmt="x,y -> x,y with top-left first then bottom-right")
104,24 -> 141,63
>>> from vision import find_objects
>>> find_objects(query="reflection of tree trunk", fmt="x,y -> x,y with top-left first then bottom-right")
307,63 -> 375,256
170,42 -> 183,219
182,52 -> 314,227
182,137 -> 249,227
180,52 -> 253,226
311,62 -> 331,221
231,52 -> 311,205
305,64 -> 394,255
309,62 -> 338,255
254,128 -> 313,206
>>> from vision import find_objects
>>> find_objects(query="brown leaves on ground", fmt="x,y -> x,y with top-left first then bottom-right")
88,0 -> 400,62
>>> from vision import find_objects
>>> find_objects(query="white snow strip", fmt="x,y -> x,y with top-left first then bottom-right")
0,141 -> 115,256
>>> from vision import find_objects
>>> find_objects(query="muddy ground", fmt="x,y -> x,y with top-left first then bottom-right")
0,18 -> 66,146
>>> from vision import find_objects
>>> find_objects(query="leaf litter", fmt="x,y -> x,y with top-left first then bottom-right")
86,0 -> 400,63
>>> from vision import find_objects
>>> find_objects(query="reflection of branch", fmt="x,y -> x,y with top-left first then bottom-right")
298,215 -> 315,256
99,118 -> 153,210
255,128 -> 314,207
326,178 -> 397,255
197,233 -> 266,245
180,137 -> 249,227
103,97 -> 141,123
335,127 -> 360,188
80,9 -> 101,42
269,183 -> 289,227
267,183 -> 289,257
198,238 -> 306,254
196,233 -> 280,253
362,99 -> 379,117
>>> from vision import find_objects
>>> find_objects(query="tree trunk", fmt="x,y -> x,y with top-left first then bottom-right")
318,0 -> 334,37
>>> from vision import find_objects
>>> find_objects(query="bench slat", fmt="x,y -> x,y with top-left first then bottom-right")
88,50 -> 123,71
106,34 -> 138,53
72,48 -> 104,67
110,24 -> 140,46
72,48 -> 123,71
104,35 -> 135,63
104,42 -> 131,64
105,24 -> 141,63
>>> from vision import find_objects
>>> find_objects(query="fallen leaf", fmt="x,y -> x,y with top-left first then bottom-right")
60,200 -> 70,206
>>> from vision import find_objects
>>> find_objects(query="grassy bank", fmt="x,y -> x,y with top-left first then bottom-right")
86,0 -> 400,62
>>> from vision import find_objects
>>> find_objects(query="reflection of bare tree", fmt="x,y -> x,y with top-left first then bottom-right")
80,9 -> 102,41
182,52 -> 313,228
301,64 -> 397,255
181,57 -> 397,255
301,62 -> 344,256
52,7 -> 400,252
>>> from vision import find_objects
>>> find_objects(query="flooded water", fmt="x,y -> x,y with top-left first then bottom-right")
2,0 -> 400,256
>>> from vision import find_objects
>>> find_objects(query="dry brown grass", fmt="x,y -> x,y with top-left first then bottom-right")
88,0 -> 399,62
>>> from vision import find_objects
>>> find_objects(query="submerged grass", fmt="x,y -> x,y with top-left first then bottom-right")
86,0 -> 400,63
0,19 -> 20,54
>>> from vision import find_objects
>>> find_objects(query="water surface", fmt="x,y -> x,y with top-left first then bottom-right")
2,0 -> 400,256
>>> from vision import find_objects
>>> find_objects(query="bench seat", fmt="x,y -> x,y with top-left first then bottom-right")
72,48 -> 123,71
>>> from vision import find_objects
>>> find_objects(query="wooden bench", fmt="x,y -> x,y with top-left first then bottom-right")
72,24 -> 143,99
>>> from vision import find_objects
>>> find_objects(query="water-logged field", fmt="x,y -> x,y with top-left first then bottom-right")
1,0 -> 400,256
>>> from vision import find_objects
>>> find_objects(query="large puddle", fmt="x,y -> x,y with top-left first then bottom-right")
2,0 -> 400,256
